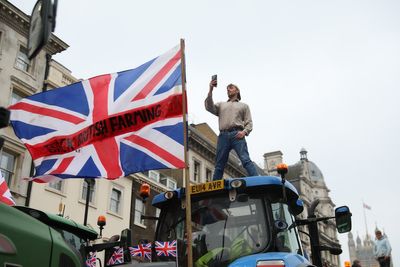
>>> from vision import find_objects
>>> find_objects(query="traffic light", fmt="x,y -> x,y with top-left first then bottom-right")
344,260 -> 351,267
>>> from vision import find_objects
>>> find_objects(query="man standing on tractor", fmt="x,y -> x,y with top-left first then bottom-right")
205,76 -> 258,180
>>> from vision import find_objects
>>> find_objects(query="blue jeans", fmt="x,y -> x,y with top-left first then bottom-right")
213,131 -> 258,180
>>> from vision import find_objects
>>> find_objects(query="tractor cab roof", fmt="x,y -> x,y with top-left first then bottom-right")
15,206 -> 98,241
153,176 -> 304,216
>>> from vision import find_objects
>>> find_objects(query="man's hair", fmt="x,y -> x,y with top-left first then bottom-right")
375,230 -> 382,234
227,83 -> 241,100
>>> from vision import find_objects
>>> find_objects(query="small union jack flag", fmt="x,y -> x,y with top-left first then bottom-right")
154,240 -> 177,257
0,171 -> 15,206
363,202 -> 371,210
85,251 -> 96,267
9,45 -> 185,182
129,243 -> 152,261
107,247 -> 124,266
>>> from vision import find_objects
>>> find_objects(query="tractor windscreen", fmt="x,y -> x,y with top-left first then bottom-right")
271,202 -> 302,254
156,194 -> 269,267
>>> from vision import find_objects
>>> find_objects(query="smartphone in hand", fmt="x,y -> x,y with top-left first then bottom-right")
211,74 -> 217,87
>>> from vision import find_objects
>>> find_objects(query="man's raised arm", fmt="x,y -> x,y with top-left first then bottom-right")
205,80 -> 218,115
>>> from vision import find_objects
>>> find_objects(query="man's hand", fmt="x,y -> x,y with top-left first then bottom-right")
235,131 -> 246,139
210,79 -> 217,89
208,80 -> 216,96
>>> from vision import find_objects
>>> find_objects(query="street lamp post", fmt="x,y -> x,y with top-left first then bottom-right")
308,199 -> 323,267
83,178 -> 95,226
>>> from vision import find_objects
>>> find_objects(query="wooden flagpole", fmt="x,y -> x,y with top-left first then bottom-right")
180,38 -> 193,267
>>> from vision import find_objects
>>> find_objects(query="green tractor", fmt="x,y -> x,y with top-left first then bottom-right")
0,202 -> 97,266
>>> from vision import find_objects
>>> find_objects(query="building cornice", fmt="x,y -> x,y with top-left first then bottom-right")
0,0 -> 30,37
189,127 -> 216,161
11,75 -> 37,94
46,34 -> 69,56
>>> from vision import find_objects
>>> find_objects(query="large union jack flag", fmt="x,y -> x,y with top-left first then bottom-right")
9,45 -> 185,181
154,240 -> 177,258
129,243 -> 152,261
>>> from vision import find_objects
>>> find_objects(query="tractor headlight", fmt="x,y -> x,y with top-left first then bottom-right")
230,179 -> 246,189
164,191 -> 176,200
257,260 -> 285,267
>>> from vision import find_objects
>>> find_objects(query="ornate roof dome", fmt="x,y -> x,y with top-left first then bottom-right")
308,161 -> 325,182
286,148 -> 325,183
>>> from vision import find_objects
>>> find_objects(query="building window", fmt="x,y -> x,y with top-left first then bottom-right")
81,180 -> 96,204
193,160 -> 200,182
10,90 -> 25,105
168,179 -> 177,189
160,173 -> 177,190
49,180 -> 63,192
110,188 -> 122,214
160,177 -> 177,190
144,170 -> 160,182
134,198 -> 145,226
15,46 -> 31,72
205,168 -> 212,182
0,150 -> 16,185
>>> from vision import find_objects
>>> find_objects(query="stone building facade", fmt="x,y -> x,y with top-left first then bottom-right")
0,4 -> 135,239
0,0 -> 67,205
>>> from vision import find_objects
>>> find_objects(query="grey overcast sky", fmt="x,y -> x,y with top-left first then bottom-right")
10,0 -> 400,265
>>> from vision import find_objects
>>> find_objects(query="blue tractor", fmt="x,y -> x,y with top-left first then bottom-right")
147,168 -> 351,266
